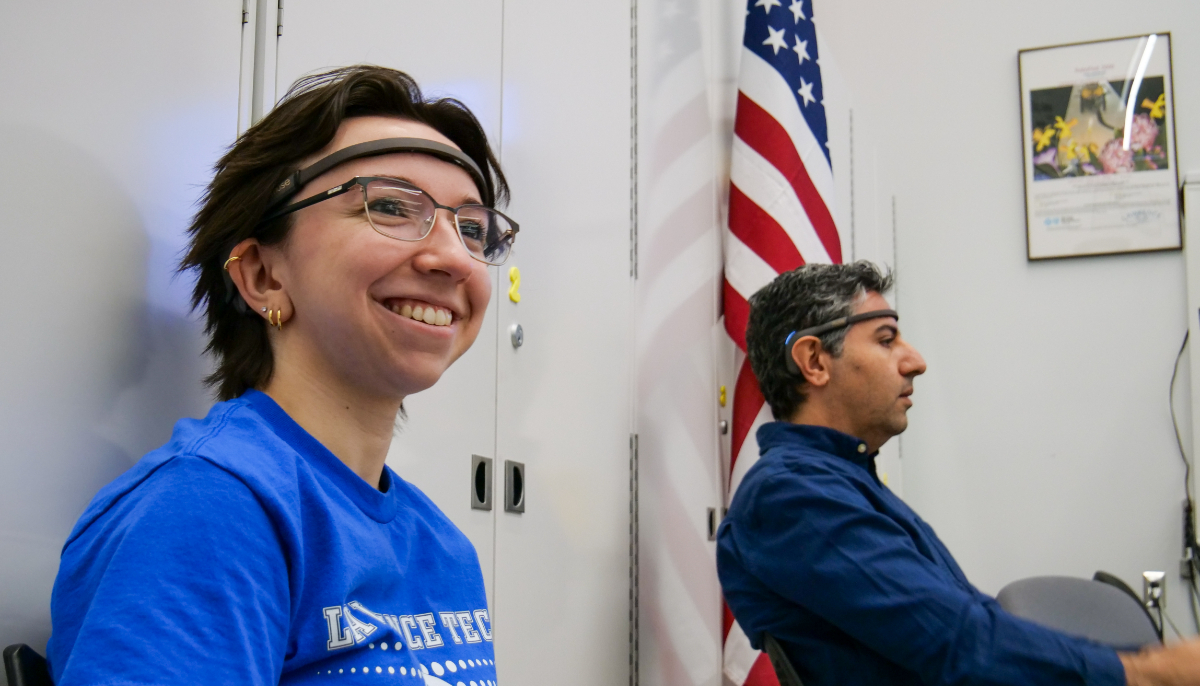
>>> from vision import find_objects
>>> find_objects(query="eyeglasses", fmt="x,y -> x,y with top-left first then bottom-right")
261,176 -> 519,266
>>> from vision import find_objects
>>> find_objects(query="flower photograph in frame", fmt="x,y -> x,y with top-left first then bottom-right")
1019,33 -> 1180,260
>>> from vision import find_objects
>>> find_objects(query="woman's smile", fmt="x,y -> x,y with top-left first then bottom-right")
378,297 -> 460,329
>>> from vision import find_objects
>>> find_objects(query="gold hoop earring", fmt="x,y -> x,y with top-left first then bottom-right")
266,308 -> 276,327
223,255 -> 241,270
274,309 -> 284,331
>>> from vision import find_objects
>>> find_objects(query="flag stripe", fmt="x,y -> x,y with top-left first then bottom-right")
723,233 -> 779,313
728,184 -> 806,275
729,400 -> 774,497
734,94 -> 842,263
729,358 -> 764,473
723,603 -> 736,642
723,279 -> 751,352
745,654 -> 782,686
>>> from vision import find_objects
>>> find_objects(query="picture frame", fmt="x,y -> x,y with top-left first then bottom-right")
1019,33 -> 1180,260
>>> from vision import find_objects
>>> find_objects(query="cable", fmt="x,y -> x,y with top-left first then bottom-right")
1170,330 -> 1190,500
1189,574 -> 1200,634
1169,330 -> 1200,633
1164,606 -> 1183,639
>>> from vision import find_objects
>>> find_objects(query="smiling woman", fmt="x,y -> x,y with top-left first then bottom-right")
46,66 -> 512,686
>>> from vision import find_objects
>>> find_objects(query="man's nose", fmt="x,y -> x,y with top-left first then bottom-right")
900,340 -> 927,377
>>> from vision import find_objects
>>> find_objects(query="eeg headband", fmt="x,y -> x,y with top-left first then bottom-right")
783,309 -> 899,374
263,137 -> 492,215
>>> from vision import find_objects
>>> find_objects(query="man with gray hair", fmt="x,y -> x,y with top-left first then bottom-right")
717,261 -> 1200,686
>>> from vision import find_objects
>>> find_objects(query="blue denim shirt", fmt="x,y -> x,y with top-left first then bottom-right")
717,422 -> 1125,686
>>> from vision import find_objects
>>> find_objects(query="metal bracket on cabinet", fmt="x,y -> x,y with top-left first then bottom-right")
504,460 -> 525,513
470,455 -> 493,511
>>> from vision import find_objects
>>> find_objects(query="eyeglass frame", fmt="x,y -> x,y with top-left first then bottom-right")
258,175 -> 519,265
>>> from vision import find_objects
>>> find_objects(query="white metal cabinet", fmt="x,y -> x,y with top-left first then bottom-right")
491,0 -> 634,683
274,0 -> 506,607
273,6 -> 636,683
0,0 -> 242,655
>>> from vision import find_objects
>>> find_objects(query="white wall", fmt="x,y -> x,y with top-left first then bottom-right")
816,0 -> 1200,633
0,1 -> 239,660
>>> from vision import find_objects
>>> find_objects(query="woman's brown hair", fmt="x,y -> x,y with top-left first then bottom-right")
180,65 -> 509,401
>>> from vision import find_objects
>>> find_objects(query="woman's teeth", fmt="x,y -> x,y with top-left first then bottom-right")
390,302 -> 453,327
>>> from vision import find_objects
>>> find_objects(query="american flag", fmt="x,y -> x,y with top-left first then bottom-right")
722,0 -> 840,683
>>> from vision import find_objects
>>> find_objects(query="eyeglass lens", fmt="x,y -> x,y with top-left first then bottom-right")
362,179 -> 515,265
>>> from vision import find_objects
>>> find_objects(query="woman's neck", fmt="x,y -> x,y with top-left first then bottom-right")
261,353 -> 401,491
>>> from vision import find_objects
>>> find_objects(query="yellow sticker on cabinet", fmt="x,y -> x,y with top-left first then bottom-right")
719,385 -> 727,407
508,266 -> 521,303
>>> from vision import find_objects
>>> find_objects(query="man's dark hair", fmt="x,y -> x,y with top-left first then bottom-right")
180,65 -> 509,401
746,261 -> 893,420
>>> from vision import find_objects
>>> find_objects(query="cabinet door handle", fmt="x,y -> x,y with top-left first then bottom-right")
471,455 -> 493,511
504,460 -> 525,514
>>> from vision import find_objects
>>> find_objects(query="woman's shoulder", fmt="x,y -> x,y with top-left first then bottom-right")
181,393 -> 309,484
66,396 -> 306,545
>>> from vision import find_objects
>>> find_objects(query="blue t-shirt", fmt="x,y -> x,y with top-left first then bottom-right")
48,390 -> 498,686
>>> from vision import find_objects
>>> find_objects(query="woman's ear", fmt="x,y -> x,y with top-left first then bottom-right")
790,337 -> 832,389
225,239 -> 293,325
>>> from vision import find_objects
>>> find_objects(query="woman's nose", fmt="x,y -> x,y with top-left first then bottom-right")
413,209 -> 475,279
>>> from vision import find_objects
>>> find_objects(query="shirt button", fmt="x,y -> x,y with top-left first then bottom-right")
857,444 -> 866,453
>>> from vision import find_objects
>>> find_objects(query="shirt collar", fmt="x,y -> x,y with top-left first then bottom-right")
756,421 -> 877,473
241,389 -> 399,523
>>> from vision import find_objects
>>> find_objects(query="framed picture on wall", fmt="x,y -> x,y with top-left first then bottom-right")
1019,33 -> 1180,260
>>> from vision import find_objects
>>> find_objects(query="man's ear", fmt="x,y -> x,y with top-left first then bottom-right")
790,337 -> 832,389
225,238 -> 293,324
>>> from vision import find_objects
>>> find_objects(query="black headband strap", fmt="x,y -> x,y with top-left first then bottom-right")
264,137 -> 491,213
784,309 -> 898,373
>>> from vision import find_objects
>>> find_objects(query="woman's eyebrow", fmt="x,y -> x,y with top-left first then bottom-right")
368,174 -> 483,205
874,323 -> 899,336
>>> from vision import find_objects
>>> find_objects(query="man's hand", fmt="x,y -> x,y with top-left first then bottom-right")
1122,639 -> 1200,686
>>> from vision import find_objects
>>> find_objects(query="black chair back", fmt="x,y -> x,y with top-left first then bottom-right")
3,644 -> 53,686
762,633 -> 805,686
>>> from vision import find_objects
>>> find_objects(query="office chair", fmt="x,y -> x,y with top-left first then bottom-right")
996,574 -> 1161,652
762,632 -> 805,686
3,644 -> 53,686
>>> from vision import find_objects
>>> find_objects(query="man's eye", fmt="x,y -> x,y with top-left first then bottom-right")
880,337 -> 895,347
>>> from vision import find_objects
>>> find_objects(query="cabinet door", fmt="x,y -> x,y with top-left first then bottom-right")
492,1 -> 634,683
0,1 -> 242,652
275,0 -> 505,606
